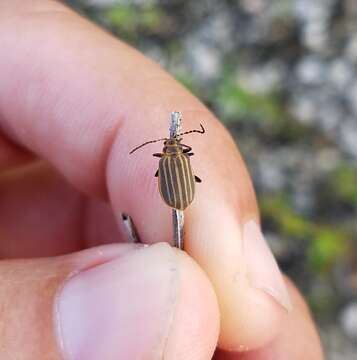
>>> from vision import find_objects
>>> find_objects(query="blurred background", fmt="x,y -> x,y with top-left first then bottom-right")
66,1 -> 357,358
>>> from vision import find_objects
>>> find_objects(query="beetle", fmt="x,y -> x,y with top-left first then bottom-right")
129,124 -> 205,210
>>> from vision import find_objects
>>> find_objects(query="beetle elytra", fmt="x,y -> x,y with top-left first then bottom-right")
129,124 -> 205,210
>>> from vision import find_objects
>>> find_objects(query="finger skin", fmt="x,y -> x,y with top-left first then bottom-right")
0,132 -> 31,170
0,243 -> 219,360
0,245 -> 134,360
0,0 -> 255,237
0,1 -> 288,350
214,278 -> 324,360
0,162 -> 123,258
0,161 -> 83,258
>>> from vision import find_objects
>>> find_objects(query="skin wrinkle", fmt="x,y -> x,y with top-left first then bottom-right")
100,113 -> 124,199
80,196 -> 90,252
0,129 -> 32,169
53,260 -> 97,360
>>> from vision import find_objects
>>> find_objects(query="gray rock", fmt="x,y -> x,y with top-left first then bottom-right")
302,21 -> 330,52
347,80 -> 357,116
321,325 -> 357,360
238,61 -> 285,94
200,11 -> 235,52
340,302 -> 357,341
296,56 -> 326,85
345,35 -> 357,62
339,117 -> 357,158
289,92 -> 318,124
257,153 -> 286,191
184,38 -> 221,81
293,0 -> 335,52
316,98 -> 343,136
328,60 -> 354,91
316,149 -> 340,172
344,0 -> 357,15
294,0 -> 335,22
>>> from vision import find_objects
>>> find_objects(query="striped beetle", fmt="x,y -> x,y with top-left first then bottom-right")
129,124 -> 205,210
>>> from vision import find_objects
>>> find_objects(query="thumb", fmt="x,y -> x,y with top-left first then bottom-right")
0,243 -> 219,360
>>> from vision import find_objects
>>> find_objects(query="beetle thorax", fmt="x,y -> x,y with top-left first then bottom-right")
163,139 -> 182,155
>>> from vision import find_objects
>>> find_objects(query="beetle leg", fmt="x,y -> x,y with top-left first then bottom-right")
195,175 -> 202,183
187,152 -> 194,156
182,145 -> 192,153
153,153 -> 163,158
154,169 -> 159,177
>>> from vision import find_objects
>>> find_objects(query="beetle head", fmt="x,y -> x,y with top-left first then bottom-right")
163,138 -> 180,146
163,138 -> 181,154
129,124 -> 205,154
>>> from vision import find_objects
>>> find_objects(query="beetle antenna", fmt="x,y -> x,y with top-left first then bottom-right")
129,137 -> 168,154
176,124 -> 205,138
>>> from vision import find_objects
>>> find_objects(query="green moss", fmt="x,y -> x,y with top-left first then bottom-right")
261,195 -> 350,273
140,8 -> 162,29
330,164 -> 357,204
105,5 -> 164,33
307,229 -> 347,272
261,195 -> 313,238
215,74 -> 284,123
308,282 -> 338,318
106,6 -> 135,31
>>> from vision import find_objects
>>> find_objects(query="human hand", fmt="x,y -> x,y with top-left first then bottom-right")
0,1 -> 323,359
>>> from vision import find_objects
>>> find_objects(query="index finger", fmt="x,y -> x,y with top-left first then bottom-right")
0,1 -> 292,350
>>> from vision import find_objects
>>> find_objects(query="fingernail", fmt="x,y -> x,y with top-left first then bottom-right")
55,243 -> 179,360
243,220 -> 292,312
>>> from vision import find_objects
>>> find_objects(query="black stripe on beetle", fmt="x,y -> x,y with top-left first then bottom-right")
129,124 -> 205,210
